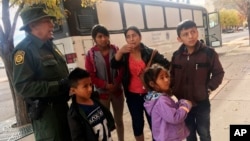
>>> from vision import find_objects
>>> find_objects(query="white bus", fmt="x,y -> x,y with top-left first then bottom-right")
53,0 -> 222,70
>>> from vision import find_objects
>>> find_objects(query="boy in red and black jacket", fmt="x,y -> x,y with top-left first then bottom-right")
170,19 -> 224,141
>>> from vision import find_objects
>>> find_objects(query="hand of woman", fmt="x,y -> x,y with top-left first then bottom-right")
119,44 -> 134,54
115,44 -> 134,61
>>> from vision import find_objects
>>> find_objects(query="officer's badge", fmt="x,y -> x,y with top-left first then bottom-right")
14,50 -> 25,65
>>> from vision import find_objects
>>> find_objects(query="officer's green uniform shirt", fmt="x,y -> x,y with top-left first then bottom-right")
13,33 -> 69,98
13,33 -> 71,141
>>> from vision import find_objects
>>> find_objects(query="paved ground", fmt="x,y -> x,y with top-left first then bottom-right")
0,37 -> 250,141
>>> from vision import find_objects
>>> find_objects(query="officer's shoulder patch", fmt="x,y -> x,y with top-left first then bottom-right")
14,50 -> 25,65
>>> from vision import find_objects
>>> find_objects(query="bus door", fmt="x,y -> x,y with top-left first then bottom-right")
204,12 -> 222,47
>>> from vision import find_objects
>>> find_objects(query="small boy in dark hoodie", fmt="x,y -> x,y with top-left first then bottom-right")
67,67 -> 115,141
143,64 -> 192,141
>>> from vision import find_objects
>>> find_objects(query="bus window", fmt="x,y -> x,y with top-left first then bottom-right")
145,5 -> 164,29
54,22 -> 63,33
75,8 -> 96,32
193,10 -> 203,26
165,7 -> 180,28
208,13 -> 219,28
181,9 -> 192,21
77,15 -> 94,29
96,1 -> 123,30
63,0 -> 98,36
124,3 -> 144,29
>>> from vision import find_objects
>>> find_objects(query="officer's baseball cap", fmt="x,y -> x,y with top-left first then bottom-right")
19,7 -> 55,30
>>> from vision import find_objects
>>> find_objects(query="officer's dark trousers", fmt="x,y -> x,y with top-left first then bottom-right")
185,99 -> 211,141
32,102 -> 71,141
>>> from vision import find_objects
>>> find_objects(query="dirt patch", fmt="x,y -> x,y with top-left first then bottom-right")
243,37 -> 250,40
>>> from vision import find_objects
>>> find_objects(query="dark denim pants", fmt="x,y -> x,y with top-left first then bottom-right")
185,99 -> 211,141
126,91 -> 152,136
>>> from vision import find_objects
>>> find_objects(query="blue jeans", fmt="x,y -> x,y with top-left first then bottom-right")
126,92 -> 152,136
185,99 -> 211,141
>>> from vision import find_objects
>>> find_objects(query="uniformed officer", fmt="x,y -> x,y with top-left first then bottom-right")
12,7 -> 71,141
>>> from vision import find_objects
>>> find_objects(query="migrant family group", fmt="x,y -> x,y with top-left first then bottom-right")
12,6 -> 224,141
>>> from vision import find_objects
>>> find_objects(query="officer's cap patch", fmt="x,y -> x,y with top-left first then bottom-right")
14,50 -> 25,65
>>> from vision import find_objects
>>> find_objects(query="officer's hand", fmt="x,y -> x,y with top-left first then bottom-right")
58,78 -> 70,101
58,78 -> 69,90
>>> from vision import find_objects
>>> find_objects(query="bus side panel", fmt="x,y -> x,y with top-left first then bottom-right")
57,0 -> 213,69
54,36 -> 94,70
109,34 -> 126,48
141,30 -> 179,58
72,37 -> 94,69
54,37 -> 78,71
141,28 -> 205,59
109,31 -> 178,59
110,30 -> 174,59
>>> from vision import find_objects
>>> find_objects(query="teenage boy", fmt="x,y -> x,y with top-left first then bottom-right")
170,19 -> 224,141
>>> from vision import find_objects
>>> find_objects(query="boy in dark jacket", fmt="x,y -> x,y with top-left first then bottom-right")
67,67 -> 115,141
170,20 -> 224,141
